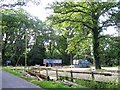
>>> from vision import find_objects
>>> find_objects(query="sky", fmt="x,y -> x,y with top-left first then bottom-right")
23,0 -> 55,21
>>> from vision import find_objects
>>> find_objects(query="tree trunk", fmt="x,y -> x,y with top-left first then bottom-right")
92,30 -> 101,69
70,52 -> 73,65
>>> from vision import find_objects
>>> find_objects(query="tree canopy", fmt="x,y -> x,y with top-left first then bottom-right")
47,1 -> 119,69
1,0 -> 119,68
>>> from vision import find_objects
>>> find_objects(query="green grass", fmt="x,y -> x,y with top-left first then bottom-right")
31,80 -> 80,89
2,67 -> 24,77
2,67 -> 83,89
75,79 -> 119,89
59,76 -> 119,89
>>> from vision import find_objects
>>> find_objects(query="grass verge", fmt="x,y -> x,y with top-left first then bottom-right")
59,76 -> 119,89
2,67 -> 83,89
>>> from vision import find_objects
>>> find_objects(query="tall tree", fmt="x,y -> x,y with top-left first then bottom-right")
47,1 -> 119,69
1,8 -> 38,65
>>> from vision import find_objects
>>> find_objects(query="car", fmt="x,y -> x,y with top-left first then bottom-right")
80,60 -> 90,67
73,59 -> 90,68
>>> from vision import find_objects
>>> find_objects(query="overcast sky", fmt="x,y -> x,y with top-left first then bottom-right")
23,0 -> 54,21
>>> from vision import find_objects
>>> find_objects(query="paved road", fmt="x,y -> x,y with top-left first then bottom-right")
2,70 -> 44,90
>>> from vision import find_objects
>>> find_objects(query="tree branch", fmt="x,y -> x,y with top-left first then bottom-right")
54,18 -> 93,30
0,2 -> 26,8
53,44 -> 67,56
54,8 -> 88,15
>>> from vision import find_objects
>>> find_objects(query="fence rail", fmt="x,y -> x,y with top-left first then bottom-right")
24,66 -> 113,82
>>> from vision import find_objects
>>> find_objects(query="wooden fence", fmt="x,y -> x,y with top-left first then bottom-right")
27,66 -> 112,82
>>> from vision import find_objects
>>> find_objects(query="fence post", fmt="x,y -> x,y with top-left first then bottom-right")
46,68 -> 49,80
33,68 -> 35,73
28,66 -> 29,71
91,72 -> 94,80
70,70 -> 73,82
39,67 -> 41,74
32,68 -> 34,73
56,69 -> 58,80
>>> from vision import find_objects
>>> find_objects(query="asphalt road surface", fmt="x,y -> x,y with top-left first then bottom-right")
1,70 -> 44,90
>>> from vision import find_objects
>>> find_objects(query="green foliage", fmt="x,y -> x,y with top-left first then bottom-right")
1,8 -> 47,66
47,1 -> 119,69
1,8 -> 30,65
1,1 -> 119,67
28,44 -> 46,65
99,35 -> 120,66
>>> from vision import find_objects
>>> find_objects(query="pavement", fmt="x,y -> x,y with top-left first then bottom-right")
1,70 -> 44,90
